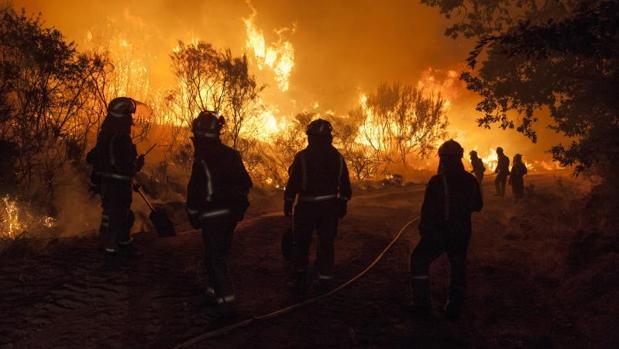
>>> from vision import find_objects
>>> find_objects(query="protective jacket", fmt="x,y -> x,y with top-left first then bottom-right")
471,157 -> 485,176
495,154 -> 510,176
510,162 -> 528,198
186,138 -> 252,222
419,169 -> 483,237
284,143 -> 351,203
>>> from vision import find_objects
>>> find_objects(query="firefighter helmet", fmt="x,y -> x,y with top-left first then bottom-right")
438,139 -> 464,157
192,110 -> 225,137
108,97 -> 136,118
470,150 -> 478,157
306,119 -> 333,136
497,146 -> 504,154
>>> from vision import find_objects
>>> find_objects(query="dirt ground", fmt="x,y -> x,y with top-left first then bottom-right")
0,174 -> 616,349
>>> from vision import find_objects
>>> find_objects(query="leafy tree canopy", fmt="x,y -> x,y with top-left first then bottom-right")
422,0 -> 619,176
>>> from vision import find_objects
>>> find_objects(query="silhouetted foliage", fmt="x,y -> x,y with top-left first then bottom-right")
0,8 -> 108,196
169,41 -> 261,150
422,0 -> 619,178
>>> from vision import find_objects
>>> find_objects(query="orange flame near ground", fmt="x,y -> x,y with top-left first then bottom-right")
0,196 -> 56,239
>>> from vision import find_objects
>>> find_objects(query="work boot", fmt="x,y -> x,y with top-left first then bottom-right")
444,288 -> 465,320
200,288 -> 218,308
411,276 -> 432,318
205,302 -> 238,320
103,246 -> 118,255
405,302 -> 432,319
118,243 -> 142,258
316,275 -> 333,294
292,271 -> 309,300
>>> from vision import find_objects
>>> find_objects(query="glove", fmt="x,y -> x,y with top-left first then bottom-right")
284,200 -> 293,217
187,209 -> 201,229
135,155 -> 145,172
337,198 -> 348,218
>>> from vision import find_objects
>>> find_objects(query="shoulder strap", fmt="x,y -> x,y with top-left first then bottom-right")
201,160 -> 214,202
109,134 -> 117,168
441,175 -> 450,222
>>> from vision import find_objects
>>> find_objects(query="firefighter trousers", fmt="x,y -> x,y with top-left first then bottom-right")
201,215 -> 237,303
495,174 -> 508,197
293,200 -> 339,279
100,179 -> 133,252
410,231 -> 470,308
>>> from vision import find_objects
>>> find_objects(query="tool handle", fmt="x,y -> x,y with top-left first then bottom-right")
136,187 -> 156,212
142,143 -> 157,157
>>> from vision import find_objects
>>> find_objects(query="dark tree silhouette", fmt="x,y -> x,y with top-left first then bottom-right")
422,0 -> 619,177
0,8 -> 108,194
169,41 -> 261,151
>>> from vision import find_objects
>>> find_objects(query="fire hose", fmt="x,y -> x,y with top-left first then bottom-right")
173,216 -> 420,349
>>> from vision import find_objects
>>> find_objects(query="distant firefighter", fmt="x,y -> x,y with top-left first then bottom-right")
410,139 -> 483,320
469,150 -> 485,185
284,119 -> 352,299
86,97 -> 144,256
509,154 -> 528,200
494,147 -> 510,197
186,111 -> 252,319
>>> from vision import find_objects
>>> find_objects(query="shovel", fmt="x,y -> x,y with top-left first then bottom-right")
135,186 -> 176,237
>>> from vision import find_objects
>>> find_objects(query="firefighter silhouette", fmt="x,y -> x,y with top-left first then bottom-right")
494,147 -> 510,197
284,119 -> 352,298
410,139 -> 483,319
469,150 -> 485,186
86,97 -> 143,256
509,153 -> 527,200
186,111 -> 252,319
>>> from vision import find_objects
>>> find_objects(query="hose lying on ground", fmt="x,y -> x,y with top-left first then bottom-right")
173,216 -> 420,349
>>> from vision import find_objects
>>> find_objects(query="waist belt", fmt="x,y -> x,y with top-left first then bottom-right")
298,194 -> 338,202
200,208 -> 232,220
100,172 -> 132,181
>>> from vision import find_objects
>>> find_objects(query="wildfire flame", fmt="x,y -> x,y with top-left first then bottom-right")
1,196 -> 22,239
76,12 -> 560,182
243,3 -> 295,92
0,195 -> 57,239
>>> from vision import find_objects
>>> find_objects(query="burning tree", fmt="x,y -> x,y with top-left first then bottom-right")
169,41 -> 262,151
358,82 -> 448,165
222,52 -> 263,150
170,41 -> 227,128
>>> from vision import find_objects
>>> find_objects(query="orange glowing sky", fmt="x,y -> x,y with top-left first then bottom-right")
14,0 -> 565,168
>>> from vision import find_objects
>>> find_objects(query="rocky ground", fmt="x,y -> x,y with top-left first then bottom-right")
0,174 -> 616,348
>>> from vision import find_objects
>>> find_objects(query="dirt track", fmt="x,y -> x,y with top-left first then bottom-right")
0,176 -> 613,348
